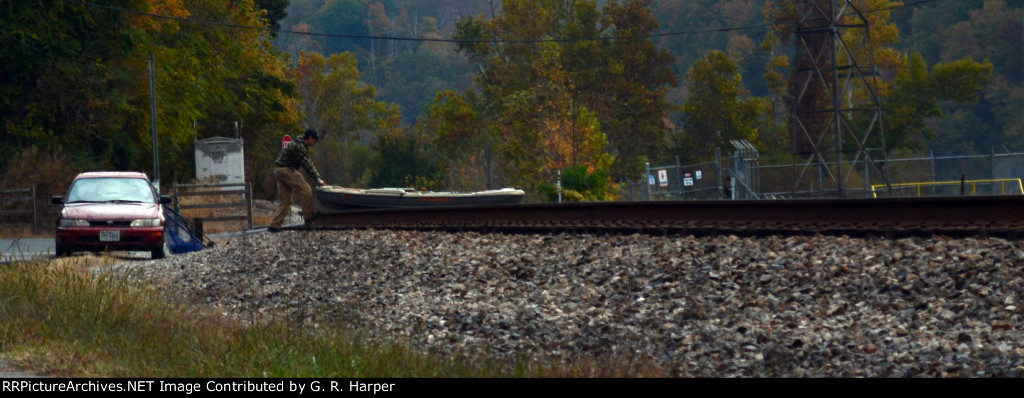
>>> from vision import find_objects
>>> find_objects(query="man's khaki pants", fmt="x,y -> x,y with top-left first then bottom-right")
270,167 -> 316,228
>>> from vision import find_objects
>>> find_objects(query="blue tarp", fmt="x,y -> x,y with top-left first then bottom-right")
164,207 -> 205,254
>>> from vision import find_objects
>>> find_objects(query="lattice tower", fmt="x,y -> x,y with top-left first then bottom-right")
788,0 -> 890,198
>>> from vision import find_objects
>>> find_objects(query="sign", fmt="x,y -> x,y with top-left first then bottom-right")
696,170 -> 702,180
658,169 -> 668,187
648,174 -> 656,185
683,177 -> 694,186
281,135 -> 293,149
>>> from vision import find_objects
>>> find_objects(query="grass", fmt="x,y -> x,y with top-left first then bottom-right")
0,256 -> 668,377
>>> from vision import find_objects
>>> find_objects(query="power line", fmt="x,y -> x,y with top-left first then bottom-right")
72,0 -> 944,44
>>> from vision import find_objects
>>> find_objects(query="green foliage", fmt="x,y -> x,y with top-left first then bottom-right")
674,50 -> 773,163
420,90 -> 494,190
537,164 -> 618,202
254,0 -> 290,36
593,0 -> 680,177
654,0 -> 768,99
904,0 -> 1024,151
0,0 -> 150,169
0,0 -> 301,197
278,1 -> 479,125
881,53 -> 994,152
289,50 -> 403,187
316,140 -> 374,187
289,51 -> 400,145
763,0 -> 1015,159
368,128 -> 441,189
449,0 -> 672,189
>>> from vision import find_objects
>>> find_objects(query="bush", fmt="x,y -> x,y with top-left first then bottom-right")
538,164 -> 618,202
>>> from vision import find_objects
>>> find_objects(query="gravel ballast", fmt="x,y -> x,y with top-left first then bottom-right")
113,230 -> 1024,377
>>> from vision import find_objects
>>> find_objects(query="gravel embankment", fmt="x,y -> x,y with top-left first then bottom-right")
112,230 -> 1024,377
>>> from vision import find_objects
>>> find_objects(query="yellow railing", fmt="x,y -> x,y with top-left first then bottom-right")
871,178 -> 1024,198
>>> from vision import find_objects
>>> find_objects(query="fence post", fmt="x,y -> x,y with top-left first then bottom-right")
820,161 -> 826,198
991,147 -> 996,182
930,150 -> 936,196
645,162 -> 651,201
31,185 -> 38,234
716,148 -> 723,200
675,156 -> 682,199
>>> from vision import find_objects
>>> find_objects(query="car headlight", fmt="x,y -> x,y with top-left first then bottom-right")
130,218 -> 162,227
60,219 -> 90,227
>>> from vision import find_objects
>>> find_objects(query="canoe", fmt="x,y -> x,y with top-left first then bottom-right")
317,186 -> 525,211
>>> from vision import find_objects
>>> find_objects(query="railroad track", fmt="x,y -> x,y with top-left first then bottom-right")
298,196 -> 1024,239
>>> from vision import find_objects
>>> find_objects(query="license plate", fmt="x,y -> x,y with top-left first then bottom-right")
99,230 -> 121,242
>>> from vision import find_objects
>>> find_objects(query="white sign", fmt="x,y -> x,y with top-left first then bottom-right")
648,174 -> 656,185
696,170 -> 702,180
658,169 -> 668,187
684,177 -> 694,186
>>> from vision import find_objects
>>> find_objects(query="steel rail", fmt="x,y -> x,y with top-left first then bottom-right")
298,196 -> 1024,239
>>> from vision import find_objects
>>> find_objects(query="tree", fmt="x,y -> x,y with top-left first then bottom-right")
674,50 -> 773,163
368,127 -> 441,189
254,0 -> 289,36
154,0 -> 301,193
537,164 -> 617,202
421,90 -> 494,190
653,0 -> 767,99
287,51 -> 401,186
590,0 -> 678,177
907,0 -> 1024,151
764,0 -> 998,158
450,0 -> 676,194
882,53 -> 993,152
0,0 -> 302,196
0,0 -> 153,171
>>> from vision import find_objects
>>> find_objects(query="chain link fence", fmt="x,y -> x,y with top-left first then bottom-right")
622,150 -> 1024,201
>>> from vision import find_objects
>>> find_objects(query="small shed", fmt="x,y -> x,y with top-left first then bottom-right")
195,137 -> 244,184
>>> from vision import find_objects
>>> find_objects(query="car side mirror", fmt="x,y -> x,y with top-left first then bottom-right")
51,196 -> 64,205
159,195 -> 173,205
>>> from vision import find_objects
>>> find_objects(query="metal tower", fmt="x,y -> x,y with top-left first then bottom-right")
788,0 -> 890,198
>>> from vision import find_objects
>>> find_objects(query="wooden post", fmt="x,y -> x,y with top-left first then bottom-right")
172,182 -> 180,212
31,185 -> 38,234
192,218 -> 204,243
246,182 -> 253,230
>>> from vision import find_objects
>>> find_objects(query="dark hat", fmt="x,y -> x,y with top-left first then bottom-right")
303,129 -> 320,141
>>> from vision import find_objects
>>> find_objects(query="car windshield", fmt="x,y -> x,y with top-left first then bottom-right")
65,177 -> 156,203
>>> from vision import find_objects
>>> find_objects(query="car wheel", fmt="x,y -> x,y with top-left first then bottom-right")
151,246 -> 166,259
55,243 -> 70,257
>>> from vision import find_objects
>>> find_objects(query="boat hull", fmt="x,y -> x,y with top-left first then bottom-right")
317,186 -> 525,211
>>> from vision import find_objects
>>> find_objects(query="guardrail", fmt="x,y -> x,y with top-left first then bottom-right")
870,178 -> 1024,198
172,182 -> 253,231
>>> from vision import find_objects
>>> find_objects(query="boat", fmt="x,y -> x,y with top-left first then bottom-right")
317,186 -> 526,211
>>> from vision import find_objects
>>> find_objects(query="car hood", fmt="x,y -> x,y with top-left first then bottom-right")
62,202 -> 163,220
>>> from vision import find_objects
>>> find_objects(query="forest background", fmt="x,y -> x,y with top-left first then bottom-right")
1,0 -> 1020,201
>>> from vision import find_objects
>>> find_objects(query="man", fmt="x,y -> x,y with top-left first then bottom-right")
269,129 -> 326,232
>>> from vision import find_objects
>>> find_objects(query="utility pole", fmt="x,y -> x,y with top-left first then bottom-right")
149,53 -> 160,192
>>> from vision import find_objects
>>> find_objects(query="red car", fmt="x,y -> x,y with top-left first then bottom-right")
52,171 -> 173,259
